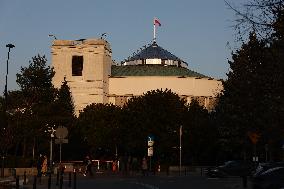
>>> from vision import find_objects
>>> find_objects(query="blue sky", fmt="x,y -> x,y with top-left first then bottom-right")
0,0 -> 245,91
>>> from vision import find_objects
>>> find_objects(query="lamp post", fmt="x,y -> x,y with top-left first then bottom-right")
48,34 -> 57,40
45,125 -> 56,172
1,44 -> 15,178
4,44 -> 15,114
179,125 -> 182,175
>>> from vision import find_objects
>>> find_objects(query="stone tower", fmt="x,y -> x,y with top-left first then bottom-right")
51,38 -> 112,115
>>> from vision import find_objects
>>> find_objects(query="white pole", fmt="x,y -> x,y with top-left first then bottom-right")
153,21 -> 156,42
60,142 -> 62,163
50,137 -> 52,166
179,125 -> 182,175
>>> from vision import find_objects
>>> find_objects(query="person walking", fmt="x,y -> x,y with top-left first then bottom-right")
36,154 -> 44,184
83,156 -> 93,176
141,157 -> 148,176
112,160 -> 118,173
41,155 -> 48,176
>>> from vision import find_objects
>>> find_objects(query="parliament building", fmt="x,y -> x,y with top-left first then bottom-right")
51,38 -> 223,115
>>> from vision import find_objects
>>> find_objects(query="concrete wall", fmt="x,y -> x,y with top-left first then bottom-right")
109,76 -> 222,97
108,76 -> 222,110
51,39 -> 112,115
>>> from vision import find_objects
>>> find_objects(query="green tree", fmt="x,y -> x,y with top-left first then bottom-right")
15,55 -> 56,158
16,55 -> 55,105
219,1 -> 284,160
183,100 -> 217,165
52,78 -> 75,127
215,28 -> 284,161
123,89 -> 187,163
215,33 -> 268,160
77,103 -> 122,159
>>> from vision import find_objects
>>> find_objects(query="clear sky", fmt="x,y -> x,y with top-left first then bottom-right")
0,0 -> 244,91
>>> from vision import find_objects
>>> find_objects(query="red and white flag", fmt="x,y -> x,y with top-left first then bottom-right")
154,18 -> 161,26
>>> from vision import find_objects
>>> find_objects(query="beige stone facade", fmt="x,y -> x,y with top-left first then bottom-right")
51,38 -> 223,115
51,39 -> 112,114
108,76 -> 222,111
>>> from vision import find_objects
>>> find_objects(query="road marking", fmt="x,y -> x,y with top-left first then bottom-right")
131,182 -> 159,189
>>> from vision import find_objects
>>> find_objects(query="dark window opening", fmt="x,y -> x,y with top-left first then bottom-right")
72,56 -> 83,76
161,59 -> 165,65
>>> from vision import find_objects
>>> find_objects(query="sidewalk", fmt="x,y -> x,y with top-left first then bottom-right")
0,176 -> 27,188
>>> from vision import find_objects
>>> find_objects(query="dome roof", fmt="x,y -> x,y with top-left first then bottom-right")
111,65 -> 208,78
126,42 -> 187,66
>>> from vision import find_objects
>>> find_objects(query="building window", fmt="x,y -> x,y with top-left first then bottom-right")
72,56 -> 83,76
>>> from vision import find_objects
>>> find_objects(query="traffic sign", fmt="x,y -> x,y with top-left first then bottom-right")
148,135 -> 154,142
248,132 -> 260,144
148,134 -> 154,147
55,126 -> 68,139
55,138 -> 68,144
148,147 -> 153,157
148,141 -> 154,147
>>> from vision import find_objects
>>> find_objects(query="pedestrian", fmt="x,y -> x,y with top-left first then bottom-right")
37,154 -> 43,177
112,160 -> 117,172
83,156 -> 93,176
141,157 -> 148,176
132,157 -> 138,173
41,155 -> 48,176
36,154 -> 44,184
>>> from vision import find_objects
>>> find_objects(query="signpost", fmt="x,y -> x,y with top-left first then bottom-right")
147,135 -> 154,172
55,126 -> 68,163
248,132 -> 260,163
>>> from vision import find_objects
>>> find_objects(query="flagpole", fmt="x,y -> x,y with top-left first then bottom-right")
153,18 -> 156,42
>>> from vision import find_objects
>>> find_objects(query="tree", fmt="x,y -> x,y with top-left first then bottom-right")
220,1 -> 284,160
215,33 -> 268,159
52,78 -> 75,126
226,0 -> 284,40
16,55 -> 55,106
183,100 -> 217,165
215,30 -> 284,161
123,89 -> 188,163
15,55 -> 56,158
77,103 -> 122,159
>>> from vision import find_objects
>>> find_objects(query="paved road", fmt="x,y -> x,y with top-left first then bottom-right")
24,173 -> 251,189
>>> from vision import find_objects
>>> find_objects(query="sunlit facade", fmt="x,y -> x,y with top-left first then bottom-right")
51,38 -> 222,115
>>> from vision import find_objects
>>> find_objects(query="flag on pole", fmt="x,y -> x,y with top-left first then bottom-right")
154,18 -> 161,26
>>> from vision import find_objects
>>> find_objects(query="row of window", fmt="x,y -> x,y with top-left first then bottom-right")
109,96 -> 217,110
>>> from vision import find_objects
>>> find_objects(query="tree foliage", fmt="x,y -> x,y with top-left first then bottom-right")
77,103 -> 122,158
183,100 -> 217,165
226,0 -> 284,40
216,4 -> 284,160
16,55 -> 55,105
52,79 -> 75,126
123,89 -> 187,160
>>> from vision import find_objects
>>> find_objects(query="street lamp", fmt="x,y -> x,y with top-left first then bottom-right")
172,125 -> 182,175
1,44 -> 15,177
48,34 -> 57,40
4,44 -> 15,115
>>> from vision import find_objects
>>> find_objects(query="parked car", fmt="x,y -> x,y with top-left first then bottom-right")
253,162 -> 284,177
206,160 -> 254,178
251,166 -> 284,189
